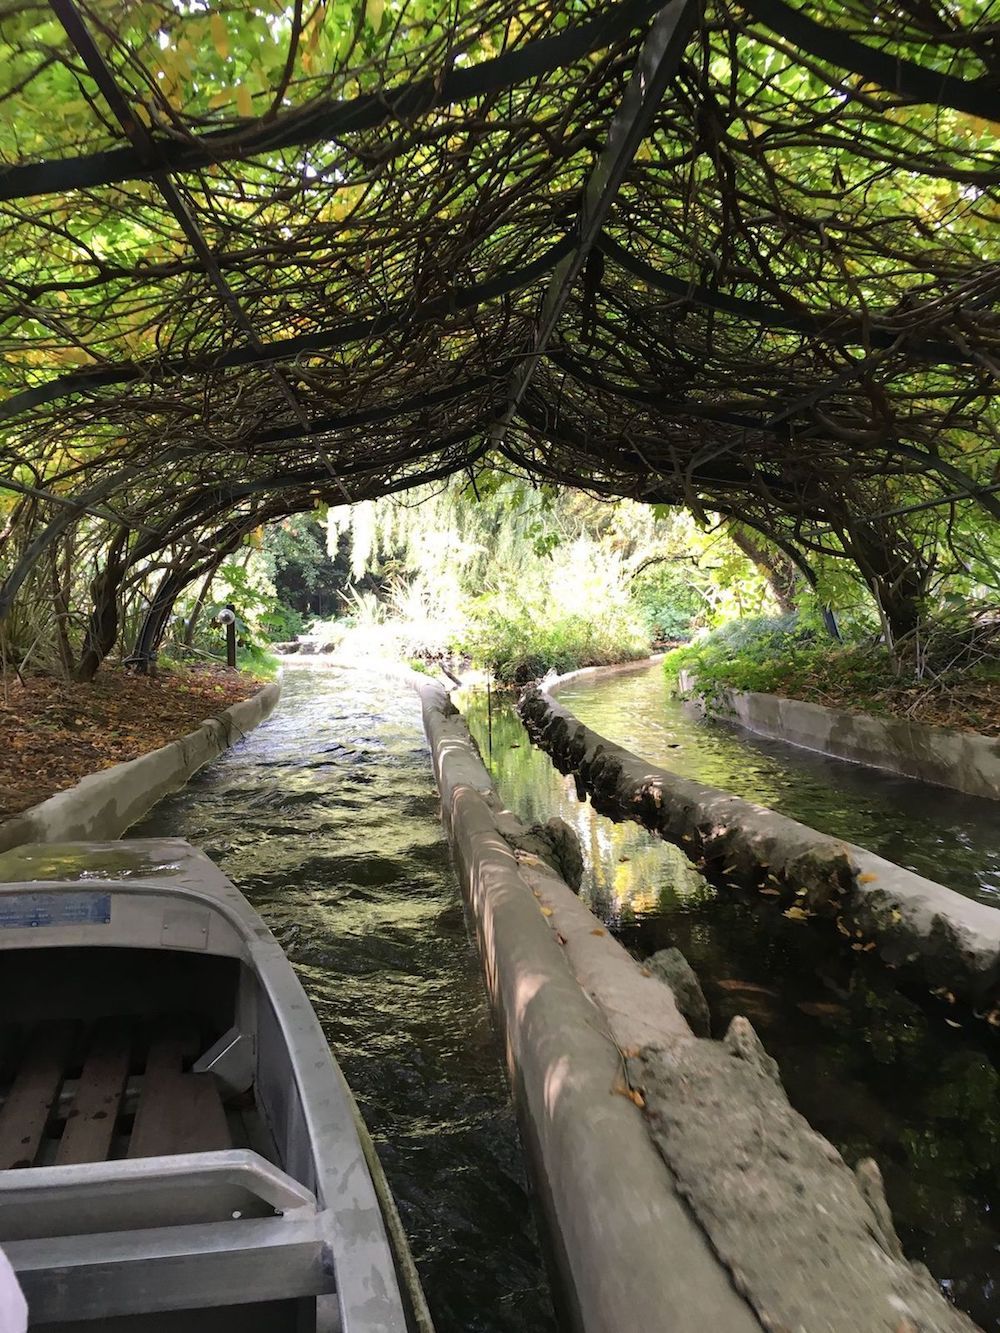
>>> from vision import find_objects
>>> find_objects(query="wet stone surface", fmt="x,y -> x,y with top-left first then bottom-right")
134,665 -> 559,1333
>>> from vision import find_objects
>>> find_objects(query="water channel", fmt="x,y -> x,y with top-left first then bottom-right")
133,665 -> 559,1333
460,675 -> 1000,1331
557,663 -> 1000,904
128,657 -> 1000,1331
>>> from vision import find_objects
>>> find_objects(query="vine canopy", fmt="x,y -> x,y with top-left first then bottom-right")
2,0 -> 1000,656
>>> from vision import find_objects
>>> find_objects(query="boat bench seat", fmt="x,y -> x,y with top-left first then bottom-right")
0,1017 -> 231,1169
0,1151 -> 337,1323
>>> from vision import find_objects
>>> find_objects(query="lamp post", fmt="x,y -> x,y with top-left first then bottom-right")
215,605 -> 237,669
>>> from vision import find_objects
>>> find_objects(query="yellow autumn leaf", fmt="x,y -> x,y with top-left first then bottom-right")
613,1082 -> 645,1108
236,84 -> 253,118
211,13 -> 229,59
540,906 -> 553,917
858,872 -> 878,884
783,905 -> 809,922
365,0 -> 385,31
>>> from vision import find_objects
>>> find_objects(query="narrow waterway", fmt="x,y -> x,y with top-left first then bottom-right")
555,663 -> 1000,903
461,687 -> 1000,1331
133,666 -> 559,1333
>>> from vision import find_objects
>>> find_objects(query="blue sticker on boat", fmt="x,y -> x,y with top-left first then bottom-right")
0,892 -> 112,929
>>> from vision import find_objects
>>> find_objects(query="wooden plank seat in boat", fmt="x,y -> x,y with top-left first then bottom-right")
57,1019 -> 130,1166
0,1017 -> 231,1168
128,1021 -> 231,1160
0,1021 -> 76,1170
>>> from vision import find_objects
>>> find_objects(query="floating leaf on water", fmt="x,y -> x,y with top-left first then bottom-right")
783,905 -> 810,921
796,1000 -> 846,1018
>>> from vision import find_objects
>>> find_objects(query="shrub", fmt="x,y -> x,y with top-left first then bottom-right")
664,615 -> 892,709
630,564 -> 702,642
460,597 -> 649,684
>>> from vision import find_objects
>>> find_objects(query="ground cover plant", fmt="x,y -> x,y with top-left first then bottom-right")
666,614 -> 1000,738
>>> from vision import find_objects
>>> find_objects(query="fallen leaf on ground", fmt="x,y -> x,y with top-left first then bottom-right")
612,1082 -> 645,1108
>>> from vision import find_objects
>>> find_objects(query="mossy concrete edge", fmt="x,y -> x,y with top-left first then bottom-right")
0,677 -> 282,853
318,660 -> 977,1331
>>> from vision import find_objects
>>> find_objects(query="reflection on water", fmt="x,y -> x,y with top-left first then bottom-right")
133,666 -> 558,1333
557,664 -> 1000,904
461,687 -> 1000,1332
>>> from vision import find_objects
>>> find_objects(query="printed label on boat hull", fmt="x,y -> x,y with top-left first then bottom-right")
0,892 -> 112,929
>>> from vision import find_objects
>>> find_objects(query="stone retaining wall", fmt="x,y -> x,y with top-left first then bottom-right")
0,678 -> 281,853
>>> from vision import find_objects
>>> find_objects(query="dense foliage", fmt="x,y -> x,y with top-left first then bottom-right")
665,613 -> 1000,736
1,1 -> 999,681
310,475 -> 796,678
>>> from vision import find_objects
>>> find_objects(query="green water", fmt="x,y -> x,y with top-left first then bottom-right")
134,666 -> 559,1333
558,664 -> 1000,904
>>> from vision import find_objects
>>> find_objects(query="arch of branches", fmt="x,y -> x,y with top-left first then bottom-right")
1,0 -> 999,678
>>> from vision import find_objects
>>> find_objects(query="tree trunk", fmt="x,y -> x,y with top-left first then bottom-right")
845,523 -> 932,647
50,541 -> 74,680
75,533 -> 128,682
727,525 -> 799,614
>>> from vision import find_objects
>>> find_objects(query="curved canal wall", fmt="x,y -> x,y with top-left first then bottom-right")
0,678 -> 281,853
677,671 -> 1000,802
414,671 -> 977,1333
520,671 -> 1000,1019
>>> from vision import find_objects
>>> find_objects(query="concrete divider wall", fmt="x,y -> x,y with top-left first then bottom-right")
0,678 -> 281,853
416,679 -> 760,1333
521,674 -> 1000,1016
414,671 -> 979,1333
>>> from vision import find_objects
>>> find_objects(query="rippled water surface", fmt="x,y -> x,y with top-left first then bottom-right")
461,687 -> 1000,1331
557,664 -> 1000,904
134,665 -> 558,1333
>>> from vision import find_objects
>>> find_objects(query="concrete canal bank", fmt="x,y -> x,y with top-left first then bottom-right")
0,678 -> 281,853
415,672 -> 978,1333
678,672 -> 1000,802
